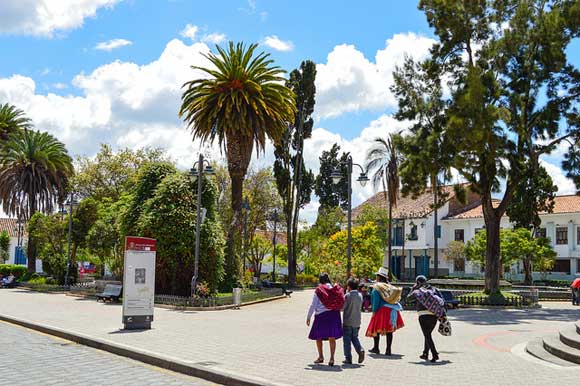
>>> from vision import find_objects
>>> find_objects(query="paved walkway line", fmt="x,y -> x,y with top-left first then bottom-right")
0,312 -> 284,386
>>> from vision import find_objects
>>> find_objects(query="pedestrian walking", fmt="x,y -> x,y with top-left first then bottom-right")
365,267 -> 404,356
570,278 -> 580,305
407,275 -> 446,363
342,278 -> 365,365
307,273 -> 344,366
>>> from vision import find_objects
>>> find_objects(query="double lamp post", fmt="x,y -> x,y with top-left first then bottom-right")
330,156 -> 369,279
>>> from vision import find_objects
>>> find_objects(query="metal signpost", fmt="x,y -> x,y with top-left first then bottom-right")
122,236 -> 156,330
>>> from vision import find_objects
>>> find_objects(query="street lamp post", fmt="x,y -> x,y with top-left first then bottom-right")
241,197 -> 251,272
189,154 -> 215,297
64,193 -> 78,289
330,156 -> 369,278
271,209 -> 279,282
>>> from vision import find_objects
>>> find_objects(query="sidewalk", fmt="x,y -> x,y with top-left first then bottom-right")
1,288 -> 580,386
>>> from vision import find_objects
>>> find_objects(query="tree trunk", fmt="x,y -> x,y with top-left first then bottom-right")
287,215 -> 295,285
27,198 -> 37,273
523,257 -> 533,285
483,212 -> 501,294
433,184 -> 439,278
224,137 -> 253,290
387,201 -> 393,280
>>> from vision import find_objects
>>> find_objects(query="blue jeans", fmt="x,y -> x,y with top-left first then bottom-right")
343,326 -> 363,362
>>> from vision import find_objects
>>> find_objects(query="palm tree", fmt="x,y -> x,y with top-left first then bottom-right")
0,104 -> 32,140
179,42 -> 295,286
366,133 -> 401,280
0,130 -> 74,272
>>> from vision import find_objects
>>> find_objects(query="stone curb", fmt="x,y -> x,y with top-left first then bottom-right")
0,313 -> 284,386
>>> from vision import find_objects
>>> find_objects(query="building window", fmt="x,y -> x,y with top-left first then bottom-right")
437,225 -> 441,239
556,227 -> 568,245
392,226 -> 404,247
409,224 -> 418,240
577,227 -> 580,245
454,229 -> 464,242
536,228 -> 547,239
552,259 -> 571,274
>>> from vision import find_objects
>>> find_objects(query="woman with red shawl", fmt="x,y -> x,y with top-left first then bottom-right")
306,273 -> 344,366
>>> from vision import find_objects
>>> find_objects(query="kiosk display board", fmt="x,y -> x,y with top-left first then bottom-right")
122,236 -> 156,330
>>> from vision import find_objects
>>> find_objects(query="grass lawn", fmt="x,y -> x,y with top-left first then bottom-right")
458,291 -> 518,299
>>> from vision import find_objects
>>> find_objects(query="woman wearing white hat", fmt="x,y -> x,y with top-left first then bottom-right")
365,267 -> 404,355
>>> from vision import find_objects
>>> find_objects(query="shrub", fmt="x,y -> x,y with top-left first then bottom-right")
296,273 -> 318,286
0,264 -> 27,278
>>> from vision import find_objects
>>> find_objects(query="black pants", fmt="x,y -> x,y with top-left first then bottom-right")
419,315 -> 438,356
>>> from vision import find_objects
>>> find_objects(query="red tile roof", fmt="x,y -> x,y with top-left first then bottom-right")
445,195 -> 580,220
353,184 -> 477,220
0,218 -> 24,238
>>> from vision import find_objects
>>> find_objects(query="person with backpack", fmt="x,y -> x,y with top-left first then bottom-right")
407,275 -> 446,363
365,267 -> 404,356
307,273 -> 344,366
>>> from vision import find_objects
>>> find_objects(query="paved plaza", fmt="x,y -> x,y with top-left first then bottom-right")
1,289 -> 580,386
0,321 -> 213,386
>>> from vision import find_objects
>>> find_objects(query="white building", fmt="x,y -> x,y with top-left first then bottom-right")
0,218 -> 25,265
353,188 -> 580,281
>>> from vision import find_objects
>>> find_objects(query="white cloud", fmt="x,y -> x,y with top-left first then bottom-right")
180,24 -> 198,41
540,158 -> 576,195
95,38 -> 132,51
52,82 -> 68,90
202,33 -> 226,44
262,35 -> 294,52
0,0 -> 121,37
315,32 -> 435,119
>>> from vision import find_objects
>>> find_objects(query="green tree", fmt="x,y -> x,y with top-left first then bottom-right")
314,144 -> 349,213
322,222 -> 383,282
506,165 -> 557,283
28,212 -> 69,283
0,130 -> 74,272
313,206 -> 345,238
69,198 -> 99,268
444,241 -> 466,272
392,57 -> 457,278
0,104 -> 31,141
0,230 -> 9,263
365,134 -> 401,280
248,234 -> 271,279
274,60 -> 316,286
73,144 -> 167,201
413,0 -> 580,294
140,172 -> 225,294
180,42 -> 295,289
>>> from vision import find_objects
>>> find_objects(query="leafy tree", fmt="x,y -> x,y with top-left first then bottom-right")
314,144 -> 349,213
73,144 -> 167,201
244,168 -> 284,245
180,42 -> 295,289
296,227 -> 327,275
444,241 -> 466,272
0,231 -> 9,263
465,228 -> 556,279
122,162 -> 177,237
28,212 -> 69,283
0,104 -> 31,141
413,0 -> 580,294
274,60 -> 316,286
354,202 -> 390,251
506,164 -> 557,283
313,206 -> 345,238
140,172 -> 225,294
70,198 -> 99,266
321,222 -> 383,282
248,234 -> 271,279
0,130 -> 73,272
365,134 -> 401,280
392,57 -> 457,278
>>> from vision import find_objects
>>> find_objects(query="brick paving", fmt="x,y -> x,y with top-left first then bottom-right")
0,320 -> 213,386
0,288 -> 579,386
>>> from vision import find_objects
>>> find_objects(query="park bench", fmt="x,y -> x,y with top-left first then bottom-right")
441,290 -> 460,309
0,276 -> 17,289
96,284 -> 122,303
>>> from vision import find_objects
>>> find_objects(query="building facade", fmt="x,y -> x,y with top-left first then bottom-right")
353,189 -> 580,281
0,218 -> 27,266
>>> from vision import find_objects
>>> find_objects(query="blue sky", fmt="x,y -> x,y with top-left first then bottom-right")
0,0 -> 577,221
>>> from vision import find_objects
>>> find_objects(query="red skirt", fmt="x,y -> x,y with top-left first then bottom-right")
365,306 -> 404,337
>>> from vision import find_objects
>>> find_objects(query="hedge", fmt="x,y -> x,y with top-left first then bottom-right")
0,264 -> 28,278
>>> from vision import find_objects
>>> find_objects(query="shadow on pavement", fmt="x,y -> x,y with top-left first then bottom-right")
109,328 -> 152,334
451,308 -> 579,325
305,364 -> 343,372
409,360 -> 452,366
368,353 -> 405,360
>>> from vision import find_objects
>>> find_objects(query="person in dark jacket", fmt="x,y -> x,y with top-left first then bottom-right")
407,275 -> 442,363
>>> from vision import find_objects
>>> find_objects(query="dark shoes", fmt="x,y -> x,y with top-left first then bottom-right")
384,350 -> 392,356
431,354 -> 439,363
358,350 -> 365,364
368,347 -> 380,354
420,353 -> 428,360
342,360 -> 352,365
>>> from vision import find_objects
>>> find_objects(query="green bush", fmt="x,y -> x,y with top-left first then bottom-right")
296,273 -> 318,286
0,264 -> 27,278
28,276 -> 47,285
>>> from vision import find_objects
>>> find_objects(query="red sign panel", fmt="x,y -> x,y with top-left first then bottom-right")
125,236 -> 157,252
